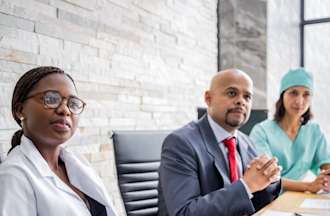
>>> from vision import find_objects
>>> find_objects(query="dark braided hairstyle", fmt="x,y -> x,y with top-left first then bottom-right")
10,66 -> 76,153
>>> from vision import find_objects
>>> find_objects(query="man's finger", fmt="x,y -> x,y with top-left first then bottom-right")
260,158 -> 277,173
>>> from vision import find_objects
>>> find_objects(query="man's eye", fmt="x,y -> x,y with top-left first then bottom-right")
245,95 -> 252,100
227,91 -> 236,97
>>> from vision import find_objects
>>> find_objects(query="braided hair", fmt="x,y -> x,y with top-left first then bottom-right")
9,66 -> 75,153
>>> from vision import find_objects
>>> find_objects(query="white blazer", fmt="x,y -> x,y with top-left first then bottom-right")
0,135 -> 117,216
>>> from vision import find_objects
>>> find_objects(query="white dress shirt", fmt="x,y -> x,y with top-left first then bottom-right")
0,135 -> 117,216
207,115 -> 253,199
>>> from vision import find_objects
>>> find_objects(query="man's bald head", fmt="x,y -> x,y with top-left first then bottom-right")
205,68 -> 253,133
208,69 -> 253,92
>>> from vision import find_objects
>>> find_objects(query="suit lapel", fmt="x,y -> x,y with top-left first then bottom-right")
236,134 -> 249,173
197,115 -> 230,183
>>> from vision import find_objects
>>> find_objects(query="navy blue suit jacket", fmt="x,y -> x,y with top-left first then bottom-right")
158,115 -> 281,216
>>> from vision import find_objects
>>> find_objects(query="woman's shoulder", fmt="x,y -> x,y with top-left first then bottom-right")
302,121 -> 323,133
303,120 -> 320,127
1,145 -> 25,163
252,119 -> 277,132
0,147 -> 31,180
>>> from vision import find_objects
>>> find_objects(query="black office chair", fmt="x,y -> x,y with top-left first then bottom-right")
112,130 -> 170,216
197,107 -> 268,135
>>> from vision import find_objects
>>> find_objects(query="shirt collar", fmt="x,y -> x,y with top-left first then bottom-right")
20,135 -> 65,178
207,114 -> 237,143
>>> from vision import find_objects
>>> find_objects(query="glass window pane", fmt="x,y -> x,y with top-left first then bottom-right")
305,23 -> 330,133
305,0 -> 330,20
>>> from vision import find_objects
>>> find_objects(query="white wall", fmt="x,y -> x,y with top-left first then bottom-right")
0,0 -> 218,214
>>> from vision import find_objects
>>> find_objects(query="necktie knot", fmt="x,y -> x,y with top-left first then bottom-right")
223,137 -> 236,150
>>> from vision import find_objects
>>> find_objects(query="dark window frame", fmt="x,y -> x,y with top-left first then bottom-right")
300,0 -> 330,67
217,0 -> 221,71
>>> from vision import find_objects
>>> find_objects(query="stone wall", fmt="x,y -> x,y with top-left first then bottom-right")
220,0 -> 267,109
0,0 -> 218,215
267,0 -> 300,112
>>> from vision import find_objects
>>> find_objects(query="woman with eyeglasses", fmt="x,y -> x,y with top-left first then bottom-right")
250,68 -> 330,193
0,66 -> 117,216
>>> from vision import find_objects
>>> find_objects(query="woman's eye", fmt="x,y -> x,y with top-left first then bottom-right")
45,96 -> 60,104
70,102 -> 79,109
289,91 -> 298,96
304,91 -> 311,96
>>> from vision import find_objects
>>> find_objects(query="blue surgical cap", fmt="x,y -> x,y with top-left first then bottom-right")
279,68 -> 314,95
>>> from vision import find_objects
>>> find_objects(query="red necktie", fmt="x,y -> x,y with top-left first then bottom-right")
223,137 -> 239,182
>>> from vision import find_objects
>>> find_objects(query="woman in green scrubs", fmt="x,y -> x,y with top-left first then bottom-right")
250,68 -> 330,193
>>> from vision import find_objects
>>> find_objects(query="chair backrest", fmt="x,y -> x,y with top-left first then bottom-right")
112,130 -> 170,216
197,107 -> 268,135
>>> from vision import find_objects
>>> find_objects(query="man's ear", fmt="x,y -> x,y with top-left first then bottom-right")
204,91 -> 211,106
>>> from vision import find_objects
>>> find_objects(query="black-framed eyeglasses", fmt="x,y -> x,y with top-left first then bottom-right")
25,90 -> 86,115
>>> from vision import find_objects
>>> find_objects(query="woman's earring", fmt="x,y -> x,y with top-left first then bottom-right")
20,116 -> 25,127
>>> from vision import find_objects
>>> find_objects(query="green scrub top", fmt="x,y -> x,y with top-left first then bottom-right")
249,119 -> 330,180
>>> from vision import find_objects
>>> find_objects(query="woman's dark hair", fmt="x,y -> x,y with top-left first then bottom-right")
9,66 -> 75,153
273,92 -> 313,126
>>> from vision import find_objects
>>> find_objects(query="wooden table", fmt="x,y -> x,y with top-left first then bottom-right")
253,191 -> 330,215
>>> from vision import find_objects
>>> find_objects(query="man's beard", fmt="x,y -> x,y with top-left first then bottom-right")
224,110 -> 247,128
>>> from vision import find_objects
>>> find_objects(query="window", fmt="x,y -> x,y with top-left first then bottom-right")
300,0 -> 330,66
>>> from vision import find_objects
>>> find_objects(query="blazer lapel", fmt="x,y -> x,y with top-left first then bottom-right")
20,136 -> 82,199
61,150 -> 106,203
197,115 -> 230,183
236,134 -> 249,173
61,149 -> 117,216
